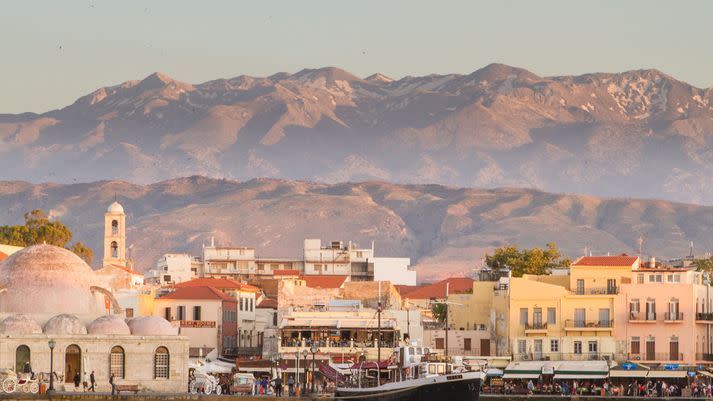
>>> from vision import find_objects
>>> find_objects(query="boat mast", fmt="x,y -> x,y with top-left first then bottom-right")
377,280 -> 382,363
445,282 -> 449,358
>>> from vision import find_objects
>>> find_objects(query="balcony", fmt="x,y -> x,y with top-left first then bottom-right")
564,319 -> 613,331
574,286 -> 619,296
514,352 -> 614,362
524,322 -> 547,334
629,312 -> 657,323
664,312 -> 684,322
696,353 -> 713,362
696,313 -> 713,323
223,346 -> 263,358
627,352 -> 683,362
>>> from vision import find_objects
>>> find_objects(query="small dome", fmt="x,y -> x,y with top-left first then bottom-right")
107,201 -> 124,213
87,315 -> 131,335
127,316 -> 176,336
0,315 -> 42,335
44,314 -> 87,335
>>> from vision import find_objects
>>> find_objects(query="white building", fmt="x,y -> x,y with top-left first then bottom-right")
373,257 -> 417,286
148,254 -> 201,286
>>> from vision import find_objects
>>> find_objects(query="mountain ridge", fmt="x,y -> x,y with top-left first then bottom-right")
2,63 -> 713,204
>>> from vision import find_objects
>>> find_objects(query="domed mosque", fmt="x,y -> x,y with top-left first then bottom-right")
0,202 -> 188,392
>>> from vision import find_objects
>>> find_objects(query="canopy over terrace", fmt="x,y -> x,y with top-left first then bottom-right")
280,315 -> 400,348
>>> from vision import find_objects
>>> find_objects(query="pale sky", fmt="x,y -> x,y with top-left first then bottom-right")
2,0 -> 712,113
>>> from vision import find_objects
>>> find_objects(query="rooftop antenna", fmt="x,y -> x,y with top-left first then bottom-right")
689,241 -> 695,259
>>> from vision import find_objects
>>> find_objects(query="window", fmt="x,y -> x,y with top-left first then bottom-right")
463,338 -> 472,351
573,341 -> 582,354
111,241 -> 118,258
257,263 -> 265,271
435,338 -> 445,349
163,275 -> 171,283
272,312 -> 278,326
314,264 -> 323,272
125,308 -> 134,318
110,346 -> 125,379
588,341 -> 598,354
478,324 -> 486,331
550,339 -> 559,352
517,340 -> 527,355
15,345 -> 30,373
111,220 -> 118,235
649,274 -> 655,283
598,308 -> 611,327
637,274 -> 644,284
271,264 -> 279,270
154,347 -> 169,379
576,279 -> 584,294
251,298 -> 254,311
240,298 -> 244,311
656,274 -> 662,282
356,251 -> 363,258
193,306 -> 201,321
667,274 -> 674,283
164,307 -> 171,320
519,308 -> 528,325
631,336 -> 640,354
547,308 -> 556,325
533,308 -> 542,326
574,308 -> 586,327
630,299 -> 640,313
177,306 -> 186,321
673,274 -> 681,283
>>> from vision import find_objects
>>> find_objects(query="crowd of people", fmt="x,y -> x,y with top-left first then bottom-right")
491,378 -> 713,397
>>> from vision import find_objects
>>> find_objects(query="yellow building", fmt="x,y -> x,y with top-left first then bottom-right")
508,255 -> 639,362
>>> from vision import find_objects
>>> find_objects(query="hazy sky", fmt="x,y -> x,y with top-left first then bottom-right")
2,0 -> 712,113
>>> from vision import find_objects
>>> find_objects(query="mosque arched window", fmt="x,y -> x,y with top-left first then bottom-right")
15,345 -> 30,373
111,241 -> 118,258
111,220 -> 118,235
110,346 -> 125,379
154,347 -> 169,379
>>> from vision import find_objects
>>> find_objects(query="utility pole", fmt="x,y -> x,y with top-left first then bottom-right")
445,282 -> 449,358
377,281 -> 382,362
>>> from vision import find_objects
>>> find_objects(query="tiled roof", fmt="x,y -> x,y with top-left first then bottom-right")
107,264 -> 144,276
0,251 -> 7,262
400,277 -> 473,299
176,278 -> 260,292
160,286 -> 234,301
273,269 -> 300,276
394,285 -> 420,297
300,275 -> 348,289
257,298 -> 278,309
573,255 -> 639,267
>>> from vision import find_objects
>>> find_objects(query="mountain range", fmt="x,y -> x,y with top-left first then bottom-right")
1,177 -> 711,282
2,64 -> 713,204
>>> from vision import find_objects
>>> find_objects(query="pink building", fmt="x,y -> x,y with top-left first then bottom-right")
617,258 -> 713,365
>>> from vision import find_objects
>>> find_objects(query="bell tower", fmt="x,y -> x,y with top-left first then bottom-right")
103,201 -> 126,267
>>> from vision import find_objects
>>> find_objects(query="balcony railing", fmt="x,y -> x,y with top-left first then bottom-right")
525,322 -> 547,331
514,352 -> 614,362
629,311 -> 657,322
627,352 -> 683,362
223,346 -> 263,357
664,312 -> 684,321
574,286 -> 619,295
565,319 -> 613,329
697,313 -> 713,321
697,353 -> 713,361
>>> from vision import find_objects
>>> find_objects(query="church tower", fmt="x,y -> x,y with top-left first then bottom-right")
103,201 -> 127,267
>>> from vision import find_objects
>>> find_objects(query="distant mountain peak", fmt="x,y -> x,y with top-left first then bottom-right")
365,73 -> 394,83
290,67 -> 363,83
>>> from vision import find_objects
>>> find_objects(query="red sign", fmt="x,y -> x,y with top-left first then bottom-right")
180,320 -> 216,328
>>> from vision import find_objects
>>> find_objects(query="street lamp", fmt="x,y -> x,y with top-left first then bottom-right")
302,349 -> 309,392
47,339 -> 56,394
294,350 -> 301,395
310,344 -> 319,394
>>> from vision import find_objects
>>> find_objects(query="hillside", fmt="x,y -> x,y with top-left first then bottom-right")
0,177 -> 710,282
2,64 -> 713,204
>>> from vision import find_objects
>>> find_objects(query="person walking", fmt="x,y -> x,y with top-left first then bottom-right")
110,373 -> 116,396
272,376 -> 283,397
73,370 -> 81,391
89,371 -> 96,392
288,375 -> 295,396
82,371 -> 88,392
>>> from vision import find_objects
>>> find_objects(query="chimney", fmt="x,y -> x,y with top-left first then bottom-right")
648,256 -> 656,268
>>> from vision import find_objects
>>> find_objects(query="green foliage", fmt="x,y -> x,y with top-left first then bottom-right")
485,242 -> 571,277
431,303 -> 447,323
70,242 -> 94,265
693,257 -> 713,283
0,209 -> 93,264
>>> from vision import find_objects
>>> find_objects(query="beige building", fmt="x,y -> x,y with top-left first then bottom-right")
103,202 -> 127,267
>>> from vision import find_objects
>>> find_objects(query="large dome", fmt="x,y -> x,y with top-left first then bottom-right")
0,315 -> 42,335
0,244 -> 102,315
127,316 -> 176,336
44,314 -> 88,335
87,315 -> 131,335
107,202 -> 124,213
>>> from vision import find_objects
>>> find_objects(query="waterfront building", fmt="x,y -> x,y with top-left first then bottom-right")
147,254 -> 201,286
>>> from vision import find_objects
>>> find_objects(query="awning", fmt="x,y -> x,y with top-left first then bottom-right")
610,370 -> 649,378
647,370 -> 688,379
503,373 -> 540,379
698,371 -> 713,378
554,360 -> 609,377
486,368 -> 504,377
553,374 -> 607,380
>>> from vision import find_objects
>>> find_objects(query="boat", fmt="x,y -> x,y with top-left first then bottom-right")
334,346 -> 483,401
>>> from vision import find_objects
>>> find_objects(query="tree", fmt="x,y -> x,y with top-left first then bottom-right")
431,303 -> 447,323
692,257 -> 713,284
71,242 -> 94,265
485,242 -> 571,277
0,209 -> 93,264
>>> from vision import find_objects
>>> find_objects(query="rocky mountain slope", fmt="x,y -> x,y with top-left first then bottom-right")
1,177 -> 711,282
2,64 -> 713,204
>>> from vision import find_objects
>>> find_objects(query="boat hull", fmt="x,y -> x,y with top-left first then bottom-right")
335,376 -> 480,401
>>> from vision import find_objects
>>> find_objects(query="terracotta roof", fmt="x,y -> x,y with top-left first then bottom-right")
300,275 -> 348,289
395,285 -> 420,297
257,298 -> 278,309
0,252 -> 7,262
106,264 -> 143,276
177,278 -> 260,292
160,286 -> 234,301
401,277 -> 474,299
573,255 -> 639,267
273,269 -> 300,276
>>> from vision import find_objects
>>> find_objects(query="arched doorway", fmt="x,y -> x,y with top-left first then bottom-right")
15,345 -> 30,373
65,345 -> 81,383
